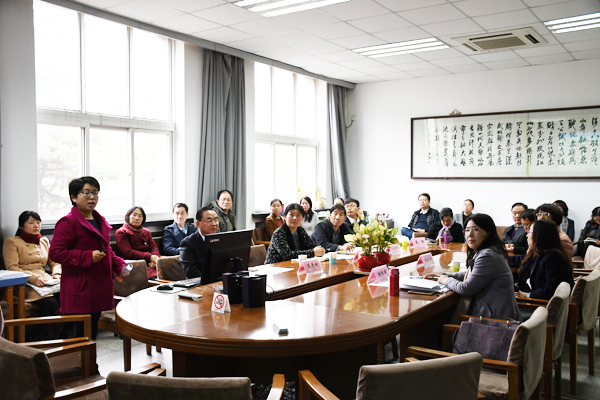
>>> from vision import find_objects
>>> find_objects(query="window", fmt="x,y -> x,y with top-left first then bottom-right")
33,0 -> 175,221
254,63 -> 327,210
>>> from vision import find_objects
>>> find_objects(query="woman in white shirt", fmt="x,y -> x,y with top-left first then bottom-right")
300,196 -> 318,237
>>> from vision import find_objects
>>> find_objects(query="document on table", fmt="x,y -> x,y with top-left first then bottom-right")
248,265 -> 294,275
399,276 -> 448,293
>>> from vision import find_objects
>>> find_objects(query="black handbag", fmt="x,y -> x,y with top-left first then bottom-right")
452,317 -> 520,363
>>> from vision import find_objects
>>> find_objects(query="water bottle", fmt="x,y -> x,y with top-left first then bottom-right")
443,231 -> 449,245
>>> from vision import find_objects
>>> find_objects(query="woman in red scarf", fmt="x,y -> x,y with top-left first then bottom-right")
115,206 -> 160,279
3,211 -> 61,339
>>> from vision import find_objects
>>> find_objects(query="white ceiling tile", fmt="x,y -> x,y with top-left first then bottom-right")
373,0 -> 447,12
192,4 -> 261,26
305,63 -> 351,74
326,70 -> 369,79
524,52 -> 574,65
373,26 -> 432,42
470,50 -> 522,63
338,58 -> 385,69
271,10 -> 341,29
572,49 -> 600,60
191,26 -> 253,43
429,56 -> 478,67
413,47 -> 465,60
107,0 -> 183,22
372,71 -> 416,80
254,46 -> 307,60
290,40 -> 346,55
261,30 -> 321,46
330,34 -> 386,49
278,54 -> 329,67
530,0 -> 600,22
472,9 -> 540,31
539,33 -> 560,46
352,75 -> 385,83
421,18 -> 484,37
397,4 -> 467,26
358,65 -> 401,74
484,58 -> 530,69
563,38 -> 600,52
453,0 -> 526,17
443,63 -> 489,73
347,13 -> 412,33
522,0 -> 565,6
553,28 -> 600,44
230,18 -> 294,36
513,44 -> 567,58
318,50 -> 365,62
153,14 -> 221,34
320,0 -> 389,21
73,0 -> 132,9
225,36 -> 278,52
410,68 -> 451,77
375,53 -> 424,65
150,0 -> 226,13
304,22 -> 365,40
393,60 -> 438,71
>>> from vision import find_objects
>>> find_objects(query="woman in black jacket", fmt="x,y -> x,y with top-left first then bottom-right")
265,203 -> 325,264
576,206 -> 600,259
510,219 -> 574,300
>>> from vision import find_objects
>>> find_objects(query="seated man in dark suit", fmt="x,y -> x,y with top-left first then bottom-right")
426,207 -> 465,243
179,206 -> 219,279
343,198 -> 367,232
400,193 -> 440,239
162,203 -> 198,256
506,208 -> 534,255
312,205 -> 355,252
502,202 -> 528,246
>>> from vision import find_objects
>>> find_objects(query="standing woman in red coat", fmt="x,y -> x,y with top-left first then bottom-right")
49,176 -> 130,339
115,206 -> 160,279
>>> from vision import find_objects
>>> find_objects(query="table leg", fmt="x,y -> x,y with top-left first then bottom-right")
17,285 -> 26,343
6,286 -> 14,341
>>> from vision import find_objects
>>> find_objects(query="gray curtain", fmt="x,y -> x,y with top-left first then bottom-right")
328,84 -> 351,200
198,50 -> 246,228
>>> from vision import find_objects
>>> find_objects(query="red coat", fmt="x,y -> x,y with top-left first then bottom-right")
49,206 -> 125,314
115,224 -> 159,278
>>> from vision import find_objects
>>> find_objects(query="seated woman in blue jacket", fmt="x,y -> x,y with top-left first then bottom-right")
510,219 -> 574,300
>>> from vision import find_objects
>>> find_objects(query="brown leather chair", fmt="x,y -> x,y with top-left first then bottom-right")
249,244 -> 267,267
107,372 -> 285,400
298,352 -> 482,400
156,255 -> 186,281
496,225 -> 508,240
252,228 -> 270,246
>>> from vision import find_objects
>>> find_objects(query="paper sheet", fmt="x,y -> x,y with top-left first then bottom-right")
248,265 -> 294,275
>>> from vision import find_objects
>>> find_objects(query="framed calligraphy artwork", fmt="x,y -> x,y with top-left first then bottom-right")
411,106 -> 600,179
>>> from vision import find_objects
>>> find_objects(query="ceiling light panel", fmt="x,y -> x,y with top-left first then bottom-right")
235,0 -> 350,17
353,38 -> 448,58
545,12 -> 600,34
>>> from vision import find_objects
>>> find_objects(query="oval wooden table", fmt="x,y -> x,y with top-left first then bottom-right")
116,244 -> 464,398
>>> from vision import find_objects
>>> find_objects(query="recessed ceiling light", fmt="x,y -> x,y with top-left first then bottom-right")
353,38 -> 448,58
235,0 -> 350,17
545,12 -> 600,34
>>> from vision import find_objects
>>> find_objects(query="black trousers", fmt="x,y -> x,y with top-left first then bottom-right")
26,293 -> 60,341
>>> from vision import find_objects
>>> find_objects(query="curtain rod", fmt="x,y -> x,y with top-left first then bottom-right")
43,0 -> 356,90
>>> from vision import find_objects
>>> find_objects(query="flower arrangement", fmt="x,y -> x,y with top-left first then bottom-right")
344,221 -> 399,256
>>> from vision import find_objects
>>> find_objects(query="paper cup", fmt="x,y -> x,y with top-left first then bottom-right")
329,252 -> 337,264
451,260 -> 460,273
299,254 -> 308,261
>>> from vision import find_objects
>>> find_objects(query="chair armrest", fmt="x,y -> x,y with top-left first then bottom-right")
516,301 -> 542,310
4,314 -> 92,341
23,337 -> 89,349
407,346 -> 457,360
44,341 -> 95,359
128,363 -> 162,375
298,370 -> 340,400
481,358 -> 520,373
54,379 -> 107,400
147,368 -> 167,377
266,374 -> 286,400
404,357 -> 420,362
515,296 -> 549,306
256,241 -> 270,246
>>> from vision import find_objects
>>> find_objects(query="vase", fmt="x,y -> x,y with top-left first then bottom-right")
356,254 -> 377,272
373,251 -> 391,266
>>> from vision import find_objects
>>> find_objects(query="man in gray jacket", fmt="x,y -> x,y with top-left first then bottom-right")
209,189 -> 236,232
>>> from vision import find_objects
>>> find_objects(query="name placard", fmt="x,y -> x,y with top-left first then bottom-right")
415,252 -> 435,276
298,258 -> 323,276
367,265 -> 389,285
211,293 -> 231,313
389,244 -> 402,255
409,237 -> 428,249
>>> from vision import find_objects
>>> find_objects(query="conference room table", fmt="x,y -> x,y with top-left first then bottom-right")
116,243 -> 466,398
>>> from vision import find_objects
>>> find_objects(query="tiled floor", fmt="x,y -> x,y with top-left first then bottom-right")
96,322 -> 600,399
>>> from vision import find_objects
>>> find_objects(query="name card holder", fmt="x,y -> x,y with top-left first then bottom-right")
415,252 -> 435,276
389,244 -> 402,255
298,258 -> 323,276
367,265 -> 389,285
409,237 -> 428,249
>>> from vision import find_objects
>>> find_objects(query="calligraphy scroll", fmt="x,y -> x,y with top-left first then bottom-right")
411,106 -> 600,179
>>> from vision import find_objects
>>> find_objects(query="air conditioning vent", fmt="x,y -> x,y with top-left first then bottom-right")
452,27 -> 547,53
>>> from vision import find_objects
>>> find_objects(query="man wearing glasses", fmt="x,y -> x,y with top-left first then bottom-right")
179,206 -> 220,279
502,202 -> 528,246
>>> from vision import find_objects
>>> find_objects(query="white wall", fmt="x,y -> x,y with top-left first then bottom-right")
346,59 -> 600,240
0,0 -> 38,240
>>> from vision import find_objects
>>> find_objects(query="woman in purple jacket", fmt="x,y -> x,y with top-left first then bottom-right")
49,176 -> 129,339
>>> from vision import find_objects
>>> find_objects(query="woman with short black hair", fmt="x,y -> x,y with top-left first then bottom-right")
265,203 -> 325,264
115,206 -> 160,279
